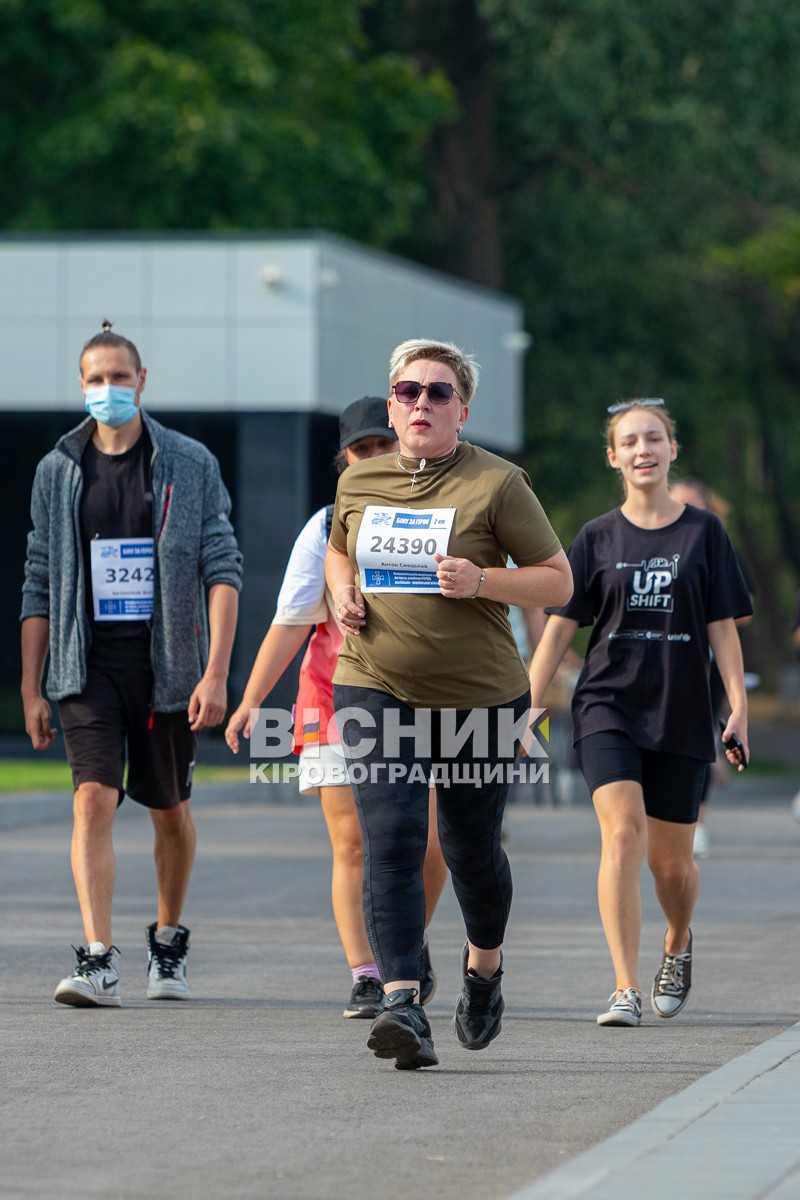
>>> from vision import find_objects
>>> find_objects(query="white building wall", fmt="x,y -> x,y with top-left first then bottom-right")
0,233 -> 525,449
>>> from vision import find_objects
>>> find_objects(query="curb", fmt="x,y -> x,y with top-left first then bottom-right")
505,1022 -> 800,1199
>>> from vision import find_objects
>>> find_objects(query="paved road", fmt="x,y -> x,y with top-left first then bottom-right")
1,774 -> 799,1199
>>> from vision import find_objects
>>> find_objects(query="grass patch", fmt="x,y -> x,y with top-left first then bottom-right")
193,765 -> 251,785
741,756 -> 795,777
0,759 -> 250,794
0,760 -> 73,793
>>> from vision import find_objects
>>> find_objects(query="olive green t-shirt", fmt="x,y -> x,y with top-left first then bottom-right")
329,442 -> 562,708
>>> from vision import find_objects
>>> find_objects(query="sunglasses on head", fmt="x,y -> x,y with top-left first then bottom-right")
607,397 -> 665,415
392,380 -> 461,405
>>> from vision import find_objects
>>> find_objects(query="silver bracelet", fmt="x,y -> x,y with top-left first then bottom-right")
471,569 -> 486,599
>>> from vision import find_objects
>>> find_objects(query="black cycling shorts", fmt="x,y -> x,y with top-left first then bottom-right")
58,667 -> 196,810
575,730 -> 707,825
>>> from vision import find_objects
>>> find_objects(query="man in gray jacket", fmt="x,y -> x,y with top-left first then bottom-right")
21,323 -> 243,1007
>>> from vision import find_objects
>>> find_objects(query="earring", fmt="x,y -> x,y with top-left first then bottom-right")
388,419 -> 393,428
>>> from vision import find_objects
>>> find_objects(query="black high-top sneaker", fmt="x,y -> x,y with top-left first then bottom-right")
146,923 -> 190,1000
367,988 -> 439,1070
453,942 -> 504,1050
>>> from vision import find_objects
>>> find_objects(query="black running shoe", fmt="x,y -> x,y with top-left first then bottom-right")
419,938 -> 437,1006
651,930 -> 692,1018
367,988 -> 439,1070
343,976 -> 385,1019
453,942 -> 504,1050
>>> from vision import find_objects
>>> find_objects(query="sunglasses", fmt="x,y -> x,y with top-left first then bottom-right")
607,397 -> 665,415
392,380 -> 461,405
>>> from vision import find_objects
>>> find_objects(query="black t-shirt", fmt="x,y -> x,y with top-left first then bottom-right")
80,429 -> 153,670
548,506 -> 753,760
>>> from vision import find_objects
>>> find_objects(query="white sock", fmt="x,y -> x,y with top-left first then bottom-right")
88,941 -> 107,956
155,925 -> 180,946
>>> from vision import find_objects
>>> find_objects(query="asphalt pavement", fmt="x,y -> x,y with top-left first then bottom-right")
1,771 -> 800,1200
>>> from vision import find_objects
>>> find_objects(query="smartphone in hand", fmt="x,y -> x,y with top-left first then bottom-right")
719,719 -> 748,770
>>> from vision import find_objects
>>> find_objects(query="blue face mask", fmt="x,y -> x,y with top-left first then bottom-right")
84,385 -> 139,428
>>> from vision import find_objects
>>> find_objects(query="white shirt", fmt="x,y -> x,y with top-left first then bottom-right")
274,507 -> 330,626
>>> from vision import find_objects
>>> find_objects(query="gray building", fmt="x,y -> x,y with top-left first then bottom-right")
2,232 -> 527,721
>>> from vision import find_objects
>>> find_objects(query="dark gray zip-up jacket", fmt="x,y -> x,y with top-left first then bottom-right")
21,410 -> 243,711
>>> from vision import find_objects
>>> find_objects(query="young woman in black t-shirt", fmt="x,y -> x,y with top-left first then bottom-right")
529,399 -> 751,1027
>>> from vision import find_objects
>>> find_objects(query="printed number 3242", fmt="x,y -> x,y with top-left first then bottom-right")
104,566 -> 154,583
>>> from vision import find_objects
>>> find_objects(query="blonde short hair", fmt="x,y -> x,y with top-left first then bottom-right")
389,338 -> 480,403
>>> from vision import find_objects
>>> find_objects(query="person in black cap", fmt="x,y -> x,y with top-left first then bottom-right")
334,395 -> 399,469
226,397 -> 448,1018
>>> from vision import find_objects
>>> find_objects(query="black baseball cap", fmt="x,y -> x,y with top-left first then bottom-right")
339,396 -> 397,450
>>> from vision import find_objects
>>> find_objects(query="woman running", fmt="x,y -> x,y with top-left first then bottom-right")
528,398 -> 751,1027
327,339 -> 572,1069
225,397 -> 449,1019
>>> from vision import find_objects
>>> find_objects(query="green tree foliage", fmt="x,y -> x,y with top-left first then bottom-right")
0,0 -> 454,243
366,0 -> 800,679
3,0 -> 799,677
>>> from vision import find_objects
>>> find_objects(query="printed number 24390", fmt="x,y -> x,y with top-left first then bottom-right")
369,535 -> 437,555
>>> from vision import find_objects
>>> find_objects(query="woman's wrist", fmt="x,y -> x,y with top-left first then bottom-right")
471,569 -> 487,599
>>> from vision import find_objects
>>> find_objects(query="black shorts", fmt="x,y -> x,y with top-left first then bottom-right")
575,730 -> 707,825
58,667 -> 196,810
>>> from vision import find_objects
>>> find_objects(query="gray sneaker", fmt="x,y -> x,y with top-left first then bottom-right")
651,931 -> 692,1018
597,987 -> 643,1027
693,824 -> 711,859
54,945 -> 122,1007
146,924 -> 190,1000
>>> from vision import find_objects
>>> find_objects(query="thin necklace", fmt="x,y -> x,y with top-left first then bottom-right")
396,442 -> 459,488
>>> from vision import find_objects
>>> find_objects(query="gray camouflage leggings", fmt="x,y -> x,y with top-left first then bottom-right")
333,685 -> 529,983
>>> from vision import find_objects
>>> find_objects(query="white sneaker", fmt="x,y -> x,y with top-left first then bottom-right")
146,923 -> 190,1000
693,823 -> 711,859
597,987 -> 643,1027
54,945 -> 121,1007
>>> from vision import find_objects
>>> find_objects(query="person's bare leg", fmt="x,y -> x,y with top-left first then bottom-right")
647,817 -> 698,956
319,785 -> 374,966
466,942 -> 502,979
71,782 -> 118,946
593,781 -> 648,991
150,800 -> 196,928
